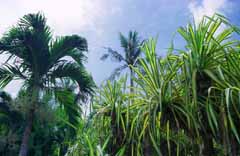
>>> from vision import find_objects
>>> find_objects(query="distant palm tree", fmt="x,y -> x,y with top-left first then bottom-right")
101,31 -> 144,93
0,12 -> 95,156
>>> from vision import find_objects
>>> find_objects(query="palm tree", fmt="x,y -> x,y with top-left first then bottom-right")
0,12 -> 95,156
101,31 -> 144,93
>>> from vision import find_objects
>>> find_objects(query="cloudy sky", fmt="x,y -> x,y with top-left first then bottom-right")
0,0 -> 239,96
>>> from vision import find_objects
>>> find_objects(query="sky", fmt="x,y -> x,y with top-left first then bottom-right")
0,0 -> 239,96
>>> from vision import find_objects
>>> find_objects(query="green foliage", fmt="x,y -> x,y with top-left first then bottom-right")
66,14 -> 240,156
1,13 -> 240,156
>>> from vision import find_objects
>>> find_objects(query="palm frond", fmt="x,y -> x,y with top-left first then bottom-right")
49,35 -> 88,66
109,64 -> 128,80
0,66 -> 17,88
54,89 -> 81,135
119,32 -> 129,52
101,47 -> 125,62
49,62 -> 95,98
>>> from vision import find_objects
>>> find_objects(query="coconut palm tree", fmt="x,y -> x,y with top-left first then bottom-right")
0,12 -> 95,156
101,31 -> 144,93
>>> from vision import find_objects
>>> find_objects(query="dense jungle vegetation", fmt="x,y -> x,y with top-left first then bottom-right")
1,12 -> 240,156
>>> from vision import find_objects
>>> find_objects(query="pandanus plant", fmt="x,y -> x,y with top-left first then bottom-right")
131,39 -> 193,156
178,14 -> 237,155
93,77 -> 129,155
206,46 -> 240,155
0,12 -> 95,156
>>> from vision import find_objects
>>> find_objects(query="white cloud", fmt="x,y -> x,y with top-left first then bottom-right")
188,0 -> 228,23
0,0 -> 122,36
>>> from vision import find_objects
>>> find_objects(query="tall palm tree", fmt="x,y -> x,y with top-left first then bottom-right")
101,31 -> 144,93
0,12 -> 95,156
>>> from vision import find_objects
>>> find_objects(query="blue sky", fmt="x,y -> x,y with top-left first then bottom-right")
0,0 -> 239,96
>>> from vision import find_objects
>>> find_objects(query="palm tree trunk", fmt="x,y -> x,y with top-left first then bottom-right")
202,134 -> 214,156
130,68 -> 134,94
196,73 -> 215,155
19,110 -> 34,156
19,85 -> 39,156
231,137 -> 237,156
220,107 -> 229,155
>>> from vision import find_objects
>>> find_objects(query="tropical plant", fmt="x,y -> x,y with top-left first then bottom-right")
205,45 -> 240,155
130,38 -> 194,155
0,12 -> 95,156
178,13 -> 237,155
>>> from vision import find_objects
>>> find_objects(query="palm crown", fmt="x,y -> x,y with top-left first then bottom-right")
101,31 -> 143,80
0,12 -> 94,95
